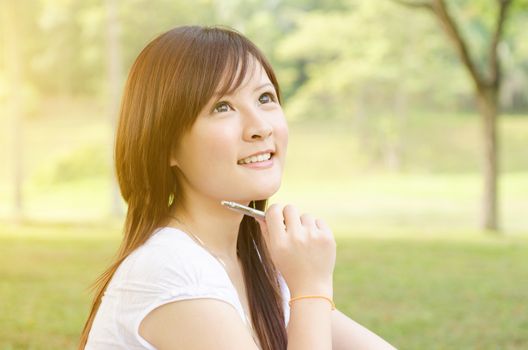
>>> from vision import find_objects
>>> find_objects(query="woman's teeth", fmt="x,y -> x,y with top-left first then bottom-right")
238,152 -> 272,164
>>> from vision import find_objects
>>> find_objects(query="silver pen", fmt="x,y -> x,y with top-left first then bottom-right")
220,200 -> 266,220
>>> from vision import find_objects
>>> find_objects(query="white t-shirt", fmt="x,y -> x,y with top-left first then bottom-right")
85,226 -> 291,349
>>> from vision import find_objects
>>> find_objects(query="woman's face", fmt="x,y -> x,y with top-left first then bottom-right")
170,58 -> 289,204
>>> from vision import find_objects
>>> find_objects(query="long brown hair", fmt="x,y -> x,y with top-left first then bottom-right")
78,25 -> 287,350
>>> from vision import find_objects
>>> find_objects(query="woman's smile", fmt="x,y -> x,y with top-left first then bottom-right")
237,153 -> 276,169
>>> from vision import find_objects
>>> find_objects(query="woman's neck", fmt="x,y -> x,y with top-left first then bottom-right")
164,201 -> 247,265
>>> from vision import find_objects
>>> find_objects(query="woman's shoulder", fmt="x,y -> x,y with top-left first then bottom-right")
115,226 -> 226,287
90,227 -> 242,349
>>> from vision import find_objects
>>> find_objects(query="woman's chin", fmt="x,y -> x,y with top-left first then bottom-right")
238,182 -> 281,202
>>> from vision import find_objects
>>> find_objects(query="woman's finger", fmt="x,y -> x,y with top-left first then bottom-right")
300,213 -> 317,229
264,203 -> 287,244
315,218 -> 331,233
283,204 -> 303,235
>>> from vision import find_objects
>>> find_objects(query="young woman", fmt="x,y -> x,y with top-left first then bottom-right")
79,25 -> 396,350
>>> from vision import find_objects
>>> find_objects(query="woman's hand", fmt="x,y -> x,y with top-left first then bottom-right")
256,203 -> 336,297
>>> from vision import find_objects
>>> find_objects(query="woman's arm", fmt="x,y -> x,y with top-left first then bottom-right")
331,308 -> 397,350
287,296 -> 333,350
140,297 -> 338,350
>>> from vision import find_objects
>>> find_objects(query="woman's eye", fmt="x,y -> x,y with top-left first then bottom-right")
259,92 -> 275,105
213,102 -> 232,113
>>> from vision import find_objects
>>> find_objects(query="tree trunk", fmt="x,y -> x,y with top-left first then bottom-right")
3,1 -> 24,223
388,88 -> 408,172
476,88 -> 499,231
105,0 -> 124,218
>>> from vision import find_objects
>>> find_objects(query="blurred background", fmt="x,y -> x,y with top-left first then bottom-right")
1,0 -> 527,348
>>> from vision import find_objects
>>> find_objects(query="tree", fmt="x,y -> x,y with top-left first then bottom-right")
2,0 -> 25,223
105,0 -> 124,218
275,2 -> 466,171
393,0 -> 515,232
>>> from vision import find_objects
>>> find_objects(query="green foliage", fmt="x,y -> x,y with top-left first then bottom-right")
276,1 -> 473,124
3,0 -> 527,115
31,144 -> 110,187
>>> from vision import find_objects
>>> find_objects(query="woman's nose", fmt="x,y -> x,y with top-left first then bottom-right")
243,108 -> 273,140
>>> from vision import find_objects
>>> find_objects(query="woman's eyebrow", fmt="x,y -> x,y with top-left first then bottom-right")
254,82 -> 273,91
212,82 -> 274,99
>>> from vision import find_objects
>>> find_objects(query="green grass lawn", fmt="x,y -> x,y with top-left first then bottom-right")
1,222 -> 526,349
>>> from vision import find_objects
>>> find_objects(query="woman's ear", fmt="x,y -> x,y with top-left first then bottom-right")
169,146 -> 180,168
169,156 -> 179,167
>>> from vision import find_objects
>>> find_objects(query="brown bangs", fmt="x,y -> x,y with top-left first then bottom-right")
177,26 -> 281,124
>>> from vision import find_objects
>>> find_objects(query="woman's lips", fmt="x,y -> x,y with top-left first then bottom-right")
238,154 -> 275,169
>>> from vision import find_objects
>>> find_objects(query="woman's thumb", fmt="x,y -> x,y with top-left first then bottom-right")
256,218 -> 268,237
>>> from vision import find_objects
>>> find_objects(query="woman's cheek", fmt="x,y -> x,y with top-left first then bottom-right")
275,121 -> 289,145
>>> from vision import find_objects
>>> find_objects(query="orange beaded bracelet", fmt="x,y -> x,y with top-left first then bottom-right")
288,295 -> 336,310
